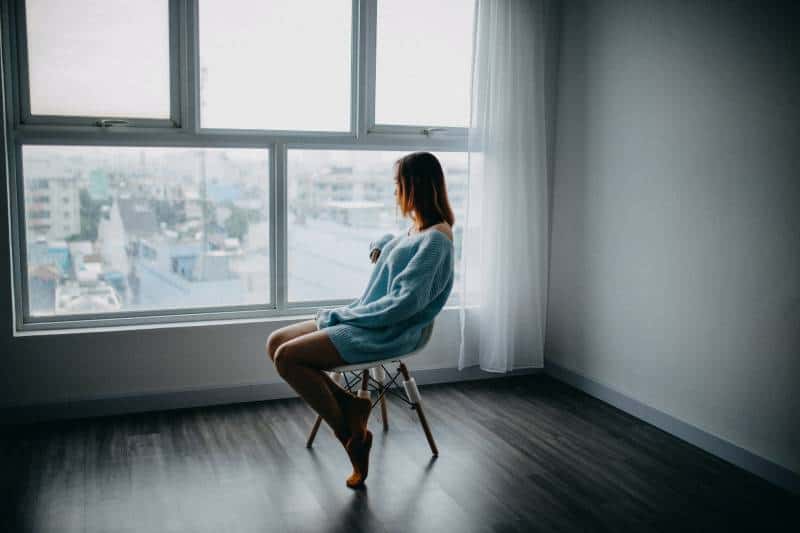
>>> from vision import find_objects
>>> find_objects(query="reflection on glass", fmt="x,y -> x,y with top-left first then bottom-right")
287,150 -> 467,303
23,146 -> 270,316
375,0 -> 475,127
199,0 -> 352,131
26,0 -> 170,118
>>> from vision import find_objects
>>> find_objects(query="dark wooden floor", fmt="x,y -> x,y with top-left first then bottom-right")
1,375 -> 797,533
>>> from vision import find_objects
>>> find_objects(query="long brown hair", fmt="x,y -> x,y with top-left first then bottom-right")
394,152 -> 455,229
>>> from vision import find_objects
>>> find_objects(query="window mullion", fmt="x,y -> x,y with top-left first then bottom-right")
178,0 -> 199,132
360,0 -> 377,137
11,141 -> 29,330
168,0 -> 180,128
11,0 -> 30,126
274,143 -> 288,312
350,0 -> 360,137
169,0 -> 182,129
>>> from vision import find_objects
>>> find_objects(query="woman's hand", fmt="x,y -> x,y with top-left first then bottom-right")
369,248 -> 380,264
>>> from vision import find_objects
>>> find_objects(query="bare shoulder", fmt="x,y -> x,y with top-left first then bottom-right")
430,222 -> 453,242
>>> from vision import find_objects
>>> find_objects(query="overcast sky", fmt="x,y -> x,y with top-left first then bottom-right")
26,0 -> 473,129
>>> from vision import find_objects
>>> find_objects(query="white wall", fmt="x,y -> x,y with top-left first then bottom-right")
547,0 -> 800,475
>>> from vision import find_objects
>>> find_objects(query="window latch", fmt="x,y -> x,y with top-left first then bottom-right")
421,127 -> 447,136
96,119 -> 130,128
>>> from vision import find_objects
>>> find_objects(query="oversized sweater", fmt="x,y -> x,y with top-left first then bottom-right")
315,228 -> 454,364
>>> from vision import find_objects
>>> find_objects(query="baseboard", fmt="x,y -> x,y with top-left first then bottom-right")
0,365 -> 542,425
545,361 -> 800,496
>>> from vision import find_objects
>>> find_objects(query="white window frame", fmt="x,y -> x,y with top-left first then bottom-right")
12,0 -> 183,129
1,0 -> 468,334
364,0 -> 473,139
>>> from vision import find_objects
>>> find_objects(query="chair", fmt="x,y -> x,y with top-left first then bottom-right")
305,319 -> 439,456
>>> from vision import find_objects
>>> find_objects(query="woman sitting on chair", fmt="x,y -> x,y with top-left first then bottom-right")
266,151 -> 455,488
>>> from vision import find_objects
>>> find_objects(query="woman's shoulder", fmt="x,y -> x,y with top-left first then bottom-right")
431,222 -> 454,241
421,223 -> 453,244
408,222 -> 453,242
405,226 -> 453,260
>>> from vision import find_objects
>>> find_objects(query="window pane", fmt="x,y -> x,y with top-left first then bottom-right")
287,150 -> 467,303
23,146 -> 270,317
199,0 -> 352,131
25,0 -> 170,118
375,0 -> 474,127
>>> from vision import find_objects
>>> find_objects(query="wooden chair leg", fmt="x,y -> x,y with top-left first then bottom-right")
359,370 -> 370,399
371,366 -> 389,431
398,362 -> 438,456
415,403 -> 437,456
306,372 -> 344,449
306,415 -> 323,448
379,387 -> 389,431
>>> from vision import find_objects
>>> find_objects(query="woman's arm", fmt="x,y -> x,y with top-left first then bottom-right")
315,248 -> 375,328
319,235 -> 452,329
369,233 -> 394,252
368,232 -> 395,263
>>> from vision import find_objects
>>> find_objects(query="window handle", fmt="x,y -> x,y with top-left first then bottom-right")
96,119 -> 130,128
422,127 -> 447,136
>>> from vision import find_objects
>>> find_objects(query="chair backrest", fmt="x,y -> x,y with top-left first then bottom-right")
412,319 -> 436,353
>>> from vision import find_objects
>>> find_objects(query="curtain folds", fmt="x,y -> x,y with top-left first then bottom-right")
457,0 -> 552,372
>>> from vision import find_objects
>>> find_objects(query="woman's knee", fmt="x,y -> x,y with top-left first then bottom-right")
266,331 -> 285,361
273,343 -> 295,377
266,321 -> 317,361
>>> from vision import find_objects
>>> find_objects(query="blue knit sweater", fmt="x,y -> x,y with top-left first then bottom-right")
315,229 -> 454,364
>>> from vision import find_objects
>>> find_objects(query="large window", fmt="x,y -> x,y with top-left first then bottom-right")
2,0 -> 474,332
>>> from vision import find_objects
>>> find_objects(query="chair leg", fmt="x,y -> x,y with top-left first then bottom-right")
379,387 -> 389,431
306,372 -> 345,449
359,370 -> 370,400
371,366 -> 390,431
306,415 -> 323,448
398,362 -> 438,456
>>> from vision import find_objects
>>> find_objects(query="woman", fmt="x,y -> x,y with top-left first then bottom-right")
266,151 -> 455,488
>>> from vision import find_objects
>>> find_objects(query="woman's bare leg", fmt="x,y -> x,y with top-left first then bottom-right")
265,320 -> 318,362
272,329 -> 373,487
266,320 -> 363,421
272,330 -> 349,439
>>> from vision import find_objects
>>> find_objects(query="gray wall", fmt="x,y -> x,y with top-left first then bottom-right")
0,304 -> 490,417
547,0 -> 800,475
0,306 -> 479,410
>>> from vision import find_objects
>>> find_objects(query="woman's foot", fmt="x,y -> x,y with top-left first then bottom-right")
345,430 -> 373,489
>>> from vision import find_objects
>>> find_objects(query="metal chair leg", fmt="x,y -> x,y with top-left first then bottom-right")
398,362 -> 438,456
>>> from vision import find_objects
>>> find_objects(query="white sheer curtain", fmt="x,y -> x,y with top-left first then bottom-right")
457,0 -> 552,372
